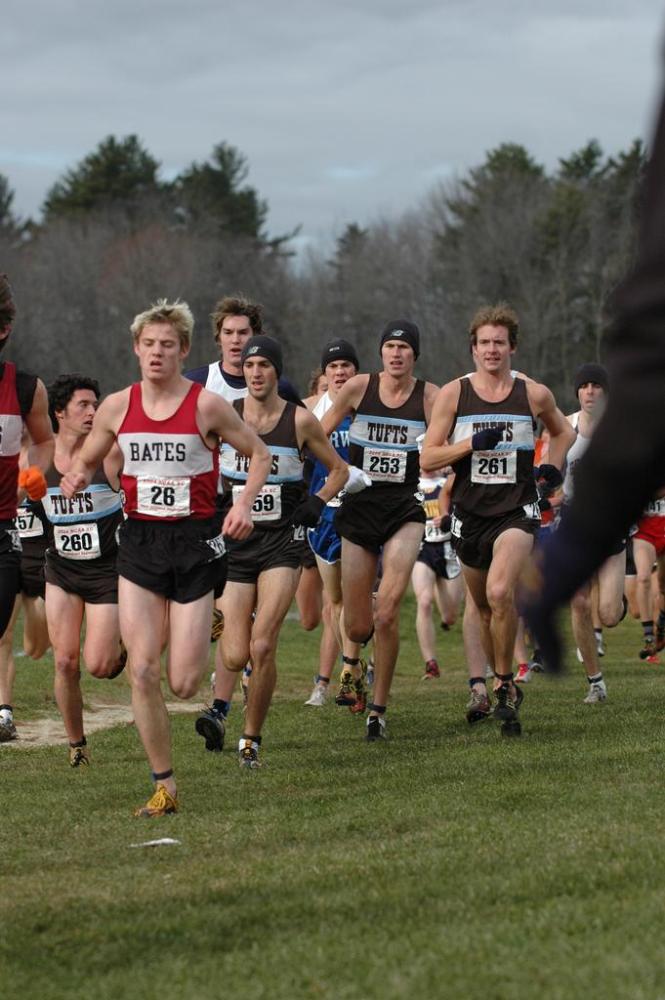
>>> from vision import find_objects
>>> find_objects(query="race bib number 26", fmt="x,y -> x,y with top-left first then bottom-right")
136,477 -> 190,517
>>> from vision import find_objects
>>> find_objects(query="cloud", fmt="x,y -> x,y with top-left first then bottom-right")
0,0 -> 662,240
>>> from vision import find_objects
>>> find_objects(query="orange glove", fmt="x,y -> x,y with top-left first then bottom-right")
18,466 -> 47,501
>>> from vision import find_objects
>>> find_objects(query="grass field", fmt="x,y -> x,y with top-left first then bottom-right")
2,596 -> 665,1000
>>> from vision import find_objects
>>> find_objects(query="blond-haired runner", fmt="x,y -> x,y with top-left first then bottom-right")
61,299 -> 270,816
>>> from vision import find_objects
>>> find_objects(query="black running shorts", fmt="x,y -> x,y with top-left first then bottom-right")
451,504 -> 540,571
226,524 -> 305,584
0,521 -> 22,635
45,550 -> 119,604
335,486 -> 425,554
20,536 -> 47,599
117,517 -> 227,604
416,539 -> 461,580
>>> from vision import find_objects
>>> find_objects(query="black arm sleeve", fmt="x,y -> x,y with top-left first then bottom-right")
16,371 -> 37,419
524,74 -> 665,664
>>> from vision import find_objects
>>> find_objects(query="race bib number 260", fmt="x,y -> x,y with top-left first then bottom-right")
54,523 -> 100,560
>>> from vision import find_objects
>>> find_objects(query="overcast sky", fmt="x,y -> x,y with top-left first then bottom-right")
2,0 -> 664,252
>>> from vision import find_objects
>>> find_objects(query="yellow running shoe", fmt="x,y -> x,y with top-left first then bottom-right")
134,783 -> 178,817
210,608 -> 225,643
69,745 -> 90,767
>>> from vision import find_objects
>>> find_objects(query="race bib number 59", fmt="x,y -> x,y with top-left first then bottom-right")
233,483 -> 282,522
136,477 -> 190,517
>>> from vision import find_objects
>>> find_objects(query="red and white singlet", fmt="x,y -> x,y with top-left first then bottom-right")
0,362 -> 22,520
118,382 -> 218,520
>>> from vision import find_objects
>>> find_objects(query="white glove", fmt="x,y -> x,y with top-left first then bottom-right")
344,465 -> 371,494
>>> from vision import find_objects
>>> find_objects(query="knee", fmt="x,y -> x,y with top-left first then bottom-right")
130,660 -> 161,694
485,581 -> 511,615
344,606 -> 373,644
171,675 -> 199,700
598,598 -> 623,628
571,590 -> 591,616
374,598 -> 399,632
54,652 -> 80,679
87,650 -> 123,679
636,571 -> 652,589
345,620 -> 373,645
416,593 -> 434,615
249,635 -> 274,666
299,610 -> 320,632
25,639 -> 49,660
222,652 -> 246,673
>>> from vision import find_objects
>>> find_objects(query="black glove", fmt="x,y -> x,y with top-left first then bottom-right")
471,427 -> 503,451
440,514 -> 452,533
292,494 -> 325,528
535,463 -> 563,499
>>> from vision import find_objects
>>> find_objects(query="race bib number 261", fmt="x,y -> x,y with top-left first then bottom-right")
471,450 -> 516,484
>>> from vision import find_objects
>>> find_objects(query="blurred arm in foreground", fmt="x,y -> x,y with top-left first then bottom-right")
523,79 -> 665,670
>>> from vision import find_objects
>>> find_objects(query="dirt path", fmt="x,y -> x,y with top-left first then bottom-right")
0,700 -> 205,749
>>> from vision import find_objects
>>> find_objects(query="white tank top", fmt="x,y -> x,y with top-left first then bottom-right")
562,429 -> 590,503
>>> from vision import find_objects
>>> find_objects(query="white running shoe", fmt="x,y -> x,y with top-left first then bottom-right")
305,683 -> 328,707
583,679 -> 607,704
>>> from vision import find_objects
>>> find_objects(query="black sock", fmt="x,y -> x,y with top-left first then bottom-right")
69,737 -> 87,748
242,733 -> 261,745
588,672 -> 603,685
658,611 -> 665,631
469,677 -> 486,689
342,656 -> 360,667
642,620 -> 654,640
212,699 -> 230,718
315,675 -> 330,685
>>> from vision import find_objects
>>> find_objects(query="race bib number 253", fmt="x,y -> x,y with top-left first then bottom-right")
362,448 -> 407,483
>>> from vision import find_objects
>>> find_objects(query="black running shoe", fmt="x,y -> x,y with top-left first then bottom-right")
195,708 -> 225,752
365,715 -> 387,742
465,688 -> 492,725
495,682 -> 523,737
639,638 -> 658,661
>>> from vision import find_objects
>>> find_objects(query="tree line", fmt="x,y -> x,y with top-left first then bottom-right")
0,133 -> 645,410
